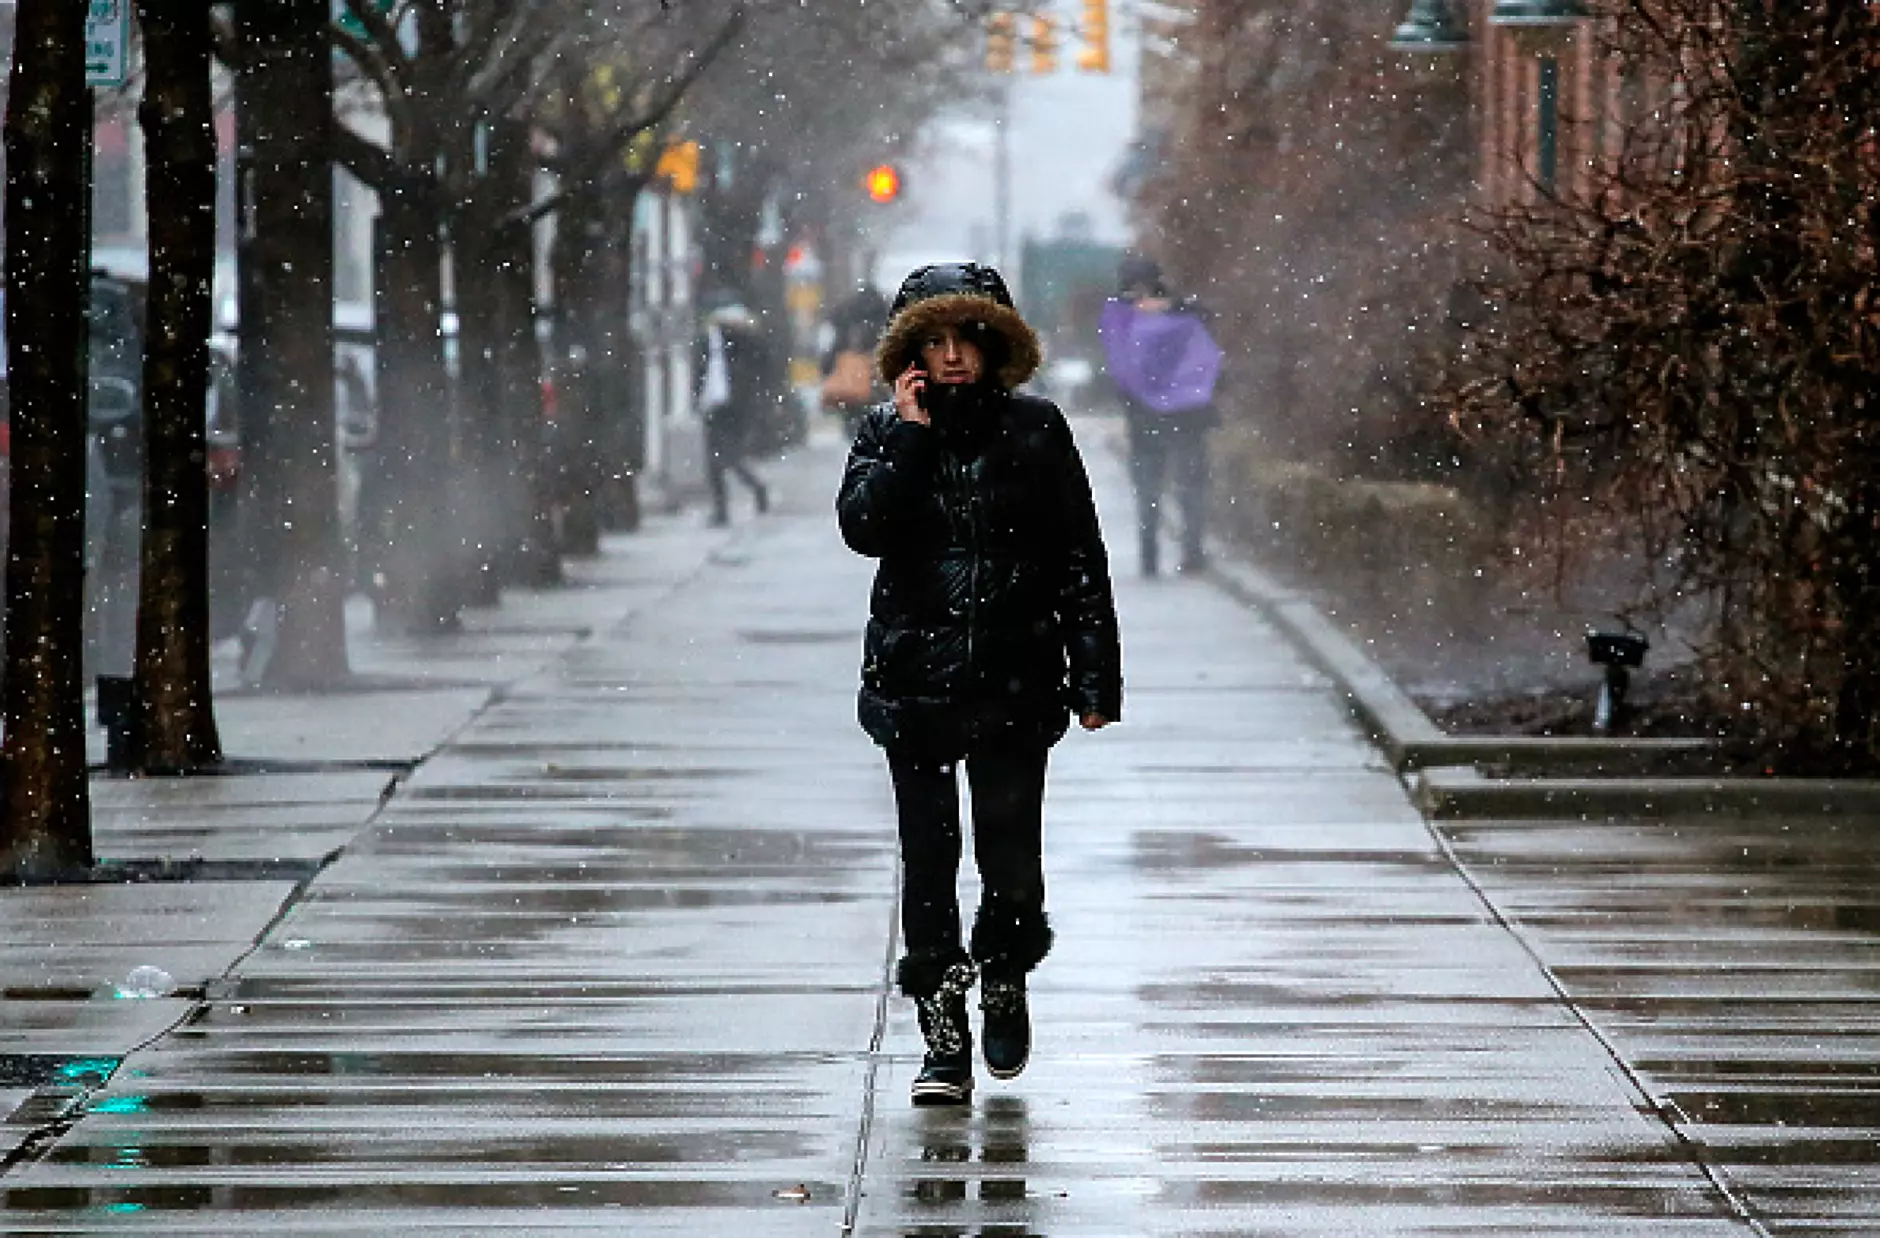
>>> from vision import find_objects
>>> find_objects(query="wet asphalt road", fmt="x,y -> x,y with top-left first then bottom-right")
3,420 -> 1876,1233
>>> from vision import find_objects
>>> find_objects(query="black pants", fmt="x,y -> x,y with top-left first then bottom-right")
704,408 -> 766,521
1127,415 -> 1210,572
889,744 -> 1054,993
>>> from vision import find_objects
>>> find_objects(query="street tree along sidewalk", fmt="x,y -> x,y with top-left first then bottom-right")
325,0 -> 472,633
0,0 -> 1005,878
325,0 -> 739,625
1,0 -> 93,878
1135,0 -> 1880,773
232,0 -> 348,689
529,12 -> 745,555
133,0 -> 224,763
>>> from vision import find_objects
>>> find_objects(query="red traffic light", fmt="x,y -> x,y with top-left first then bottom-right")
864,164 -> 902,204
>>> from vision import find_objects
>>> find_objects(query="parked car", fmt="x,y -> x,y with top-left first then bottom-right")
0,273 -> 248,676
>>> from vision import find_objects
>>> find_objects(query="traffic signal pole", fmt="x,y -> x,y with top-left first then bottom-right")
994,82 -> 1011,269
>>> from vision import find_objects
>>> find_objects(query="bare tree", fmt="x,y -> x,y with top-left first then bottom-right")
1,0 -> 94,878
1447,0 -> 1880,769
330,0 -> 708,615
528,9 -> 744,549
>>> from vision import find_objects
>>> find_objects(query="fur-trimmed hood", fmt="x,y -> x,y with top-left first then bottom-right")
875,292 -> 1043,391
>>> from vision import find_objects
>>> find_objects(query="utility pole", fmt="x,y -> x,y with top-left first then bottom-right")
994,82 -> 1011,269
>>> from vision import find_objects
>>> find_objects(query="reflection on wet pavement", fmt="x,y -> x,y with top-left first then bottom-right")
904,1096 -> 1033,1209
1441,812 -> 1880,1232
3,468 -> 889,1234
5,437 -> 1875,1232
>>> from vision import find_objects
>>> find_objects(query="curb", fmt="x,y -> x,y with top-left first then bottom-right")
1209,558 -> 1440,764
1414,766 -> 1880,821
1209,556 -> 1880,820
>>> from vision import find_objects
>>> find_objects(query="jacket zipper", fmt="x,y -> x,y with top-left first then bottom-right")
955,455 -> 980,678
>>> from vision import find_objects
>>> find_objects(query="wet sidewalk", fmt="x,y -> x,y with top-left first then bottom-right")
1,417 -> 1871,1233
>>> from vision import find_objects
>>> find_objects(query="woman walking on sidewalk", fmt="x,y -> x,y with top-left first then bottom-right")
697,299 -> 772,526
837,262 -> 1123,1106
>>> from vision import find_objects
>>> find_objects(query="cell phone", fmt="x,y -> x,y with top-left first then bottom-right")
909,369 -> 933,411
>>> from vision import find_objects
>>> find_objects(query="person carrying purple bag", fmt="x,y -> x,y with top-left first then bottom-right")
1098,255 -> 1223,577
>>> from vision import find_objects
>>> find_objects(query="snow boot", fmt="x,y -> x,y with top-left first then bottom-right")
970,905 -> 1051,1082
979,972 -> 1031,1079
909,961 -> 976,1107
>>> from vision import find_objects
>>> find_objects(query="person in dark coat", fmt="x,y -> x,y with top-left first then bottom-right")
1109,255 -> 1219,576
837,262 -> 1123,1106
697,300 -> 772,526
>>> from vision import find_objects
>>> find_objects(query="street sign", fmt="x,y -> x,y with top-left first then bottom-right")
86,0 -> 128,89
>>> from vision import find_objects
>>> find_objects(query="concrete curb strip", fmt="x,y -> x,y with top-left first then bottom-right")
1210,557 -> 1880,819
1210,559 -> 1440,761
1416,766 -> 1880,820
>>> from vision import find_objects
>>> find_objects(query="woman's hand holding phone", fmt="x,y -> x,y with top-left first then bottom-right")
895,365 -> 930,426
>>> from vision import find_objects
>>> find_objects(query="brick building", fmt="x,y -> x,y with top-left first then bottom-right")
1393,0 -> 1629,207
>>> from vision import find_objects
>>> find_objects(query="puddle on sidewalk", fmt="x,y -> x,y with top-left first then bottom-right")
2,1178 -> 849,1214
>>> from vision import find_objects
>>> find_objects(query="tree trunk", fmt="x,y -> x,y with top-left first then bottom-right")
550,183 -> 606,556
593,181 -> 645,533
235,0 -> 348,687
131,0 -> 222,771
495,222 -> 560,580
1,0 -> 93,878
452,223 -> 510,605
485,119 -> 556,581
452,116 -> 542,600
361,177 -> 462,629
354,6 -> 465,632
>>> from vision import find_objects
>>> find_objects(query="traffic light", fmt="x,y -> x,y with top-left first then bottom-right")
1076,0 -> 1110,73
864,163 -> 902,204
1030,15 -> 1059,74
986,11 -> 1016,73
656,140 -> 700,194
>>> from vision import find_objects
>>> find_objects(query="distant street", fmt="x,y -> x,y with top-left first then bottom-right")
0,418 -> 1871,1233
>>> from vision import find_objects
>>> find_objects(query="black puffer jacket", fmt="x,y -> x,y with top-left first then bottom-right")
839,390 -> 1123,756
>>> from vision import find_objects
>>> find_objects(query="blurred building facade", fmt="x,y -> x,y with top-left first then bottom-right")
1464,1 -> 1616,208
1129,1 -> 1637,216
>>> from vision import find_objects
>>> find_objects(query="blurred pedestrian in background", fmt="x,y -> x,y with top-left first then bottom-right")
820,283 -> 890,438
1100,255 -> 1223,577
838,262 -> 1122,1107
696,298 -> 772,526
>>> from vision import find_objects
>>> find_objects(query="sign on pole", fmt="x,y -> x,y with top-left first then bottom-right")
86,0 -> 129,89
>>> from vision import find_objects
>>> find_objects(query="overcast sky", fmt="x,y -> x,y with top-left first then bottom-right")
868,13 -> 1140,289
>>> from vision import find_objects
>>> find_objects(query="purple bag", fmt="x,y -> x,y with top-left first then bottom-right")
1098,298 -> 1222,414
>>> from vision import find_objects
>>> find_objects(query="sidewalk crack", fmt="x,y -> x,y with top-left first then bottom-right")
1424,820 -> 1774,1237
842,861 -> 901,1235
